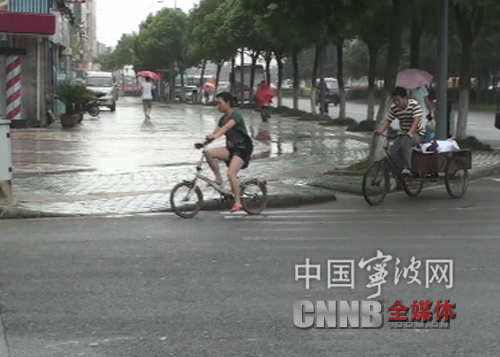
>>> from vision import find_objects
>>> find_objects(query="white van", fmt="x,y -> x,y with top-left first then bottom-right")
85,71 -> 118,111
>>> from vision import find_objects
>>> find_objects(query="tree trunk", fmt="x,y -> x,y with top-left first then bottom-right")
240,49 -> 245,104
199,59 -> 206,103
409,19 -> 421,69
310,45 -> 321,115
215,61 -> 223,101
230,57 -> 236,97
276,50 -> 284,107
336,42 -> 346,120
369,0 -> 406,161
249,52 -> 259,102
456,36 -> 473,139
178,62 -> 185,102
265,51 -> 272,85
292,48 -> 299,110
169,62 -> 175,102
367,44 -> 378,121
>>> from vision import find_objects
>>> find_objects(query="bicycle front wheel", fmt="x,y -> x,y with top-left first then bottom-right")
362,160 -> 389,206
403,176 -> 424,197
170,182 -> 203,218
240,179 -> 268,215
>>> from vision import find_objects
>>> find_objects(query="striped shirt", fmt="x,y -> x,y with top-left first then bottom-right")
388,98 -> 425,136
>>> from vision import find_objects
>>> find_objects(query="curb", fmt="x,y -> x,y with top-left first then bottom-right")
0,205 -> 74,219
0,192 -> 337,219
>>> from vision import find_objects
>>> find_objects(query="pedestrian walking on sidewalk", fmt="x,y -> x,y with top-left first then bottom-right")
140,77 -> 154,120
203,92 -> 254,213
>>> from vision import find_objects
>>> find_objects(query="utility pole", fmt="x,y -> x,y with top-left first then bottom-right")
436,0 -> 449,140
319,46 -> 326,115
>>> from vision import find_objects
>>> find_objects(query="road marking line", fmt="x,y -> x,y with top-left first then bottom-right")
242,237 -> 347,241
224,215 -> 402,220
238,228 -> 317,232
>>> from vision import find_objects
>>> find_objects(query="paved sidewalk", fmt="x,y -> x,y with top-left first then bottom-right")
2,97 -> 500,218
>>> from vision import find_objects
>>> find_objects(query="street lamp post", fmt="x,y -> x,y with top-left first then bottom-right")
436,0 -> 449,140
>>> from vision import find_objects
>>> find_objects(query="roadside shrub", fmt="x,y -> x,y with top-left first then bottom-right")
347,120 -> 377,132
299,113 -> 331,121
456,136 -> 493,151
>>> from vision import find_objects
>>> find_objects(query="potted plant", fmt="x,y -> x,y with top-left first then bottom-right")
55,83 -> 96,128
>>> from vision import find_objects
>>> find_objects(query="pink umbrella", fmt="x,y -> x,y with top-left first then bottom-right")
396,68 -> 433,89
138,71 -> 160,81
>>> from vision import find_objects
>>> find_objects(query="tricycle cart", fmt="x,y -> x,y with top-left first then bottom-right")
362,141 -> 472,205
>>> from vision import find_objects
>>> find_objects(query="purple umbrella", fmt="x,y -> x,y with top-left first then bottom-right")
396,68 -> 433,89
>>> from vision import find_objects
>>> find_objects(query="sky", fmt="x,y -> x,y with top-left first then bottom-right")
96,0 -> 199,47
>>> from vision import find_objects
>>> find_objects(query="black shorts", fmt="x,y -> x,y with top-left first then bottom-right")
227,139 -> 253,169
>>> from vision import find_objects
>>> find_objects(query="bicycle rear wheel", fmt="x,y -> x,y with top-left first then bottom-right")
240,179 -> 268,214
170,182 -> 203,218
260,107 -> 269,122
362,160 -> 389,206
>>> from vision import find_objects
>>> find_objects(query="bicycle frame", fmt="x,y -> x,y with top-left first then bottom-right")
378,134 -> 409,181
184,149 -> 234,198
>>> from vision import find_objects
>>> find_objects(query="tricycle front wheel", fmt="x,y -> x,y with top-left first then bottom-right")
362,160 -> 389,206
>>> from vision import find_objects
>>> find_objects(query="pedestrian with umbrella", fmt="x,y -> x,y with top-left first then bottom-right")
138,71 -> 159,121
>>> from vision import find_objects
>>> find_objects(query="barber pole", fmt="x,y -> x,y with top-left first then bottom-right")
6,55 -> 21,121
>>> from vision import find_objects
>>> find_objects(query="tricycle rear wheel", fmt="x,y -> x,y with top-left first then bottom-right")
445,156 -> 469,198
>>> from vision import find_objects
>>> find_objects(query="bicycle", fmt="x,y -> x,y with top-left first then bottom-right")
362,133 -> 470,206
169,140 -> 268,218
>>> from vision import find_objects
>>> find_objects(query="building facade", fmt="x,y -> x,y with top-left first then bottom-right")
0,0 -> 99,128
0,0 -> 57,128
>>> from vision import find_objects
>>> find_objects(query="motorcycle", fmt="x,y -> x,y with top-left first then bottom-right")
83,92 -> 106,117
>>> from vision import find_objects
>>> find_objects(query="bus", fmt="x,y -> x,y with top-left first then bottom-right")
233,65 -> 266,102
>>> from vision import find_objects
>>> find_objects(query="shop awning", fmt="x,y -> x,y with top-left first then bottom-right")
0,12 -> 56,35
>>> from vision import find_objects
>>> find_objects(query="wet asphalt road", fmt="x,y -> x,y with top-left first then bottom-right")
1,176 -> 500,356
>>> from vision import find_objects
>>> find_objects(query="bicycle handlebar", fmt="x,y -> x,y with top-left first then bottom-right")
194,137 -> 214,150
374,132 -> 405,140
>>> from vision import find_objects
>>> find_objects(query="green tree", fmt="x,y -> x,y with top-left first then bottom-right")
135,9 -> 190,100
93,51 -> 116,72
451,0 -> 500,138
369,0 -> 410,161
352,0 -> 391,121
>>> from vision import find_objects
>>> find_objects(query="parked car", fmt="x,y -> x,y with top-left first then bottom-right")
316,77 -> 340,107
85,71 -> 118,111
174,85 -> 198,101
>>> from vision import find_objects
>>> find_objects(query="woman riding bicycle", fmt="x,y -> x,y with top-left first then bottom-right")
203,92 -> 254,213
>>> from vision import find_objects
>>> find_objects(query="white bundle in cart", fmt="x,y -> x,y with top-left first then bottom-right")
421,138 -> 461,153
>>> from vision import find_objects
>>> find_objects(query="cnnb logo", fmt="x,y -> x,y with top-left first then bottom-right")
293,300 -> 383,329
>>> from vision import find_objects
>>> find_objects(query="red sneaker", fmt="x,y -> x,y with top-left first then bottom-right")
229,203 -> 243,213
